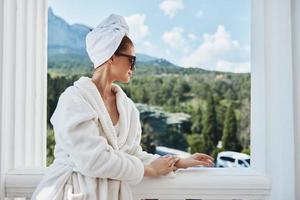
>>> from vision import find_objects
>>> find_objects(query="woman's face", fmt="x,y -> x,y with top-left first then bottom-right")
111,46 -> 135,83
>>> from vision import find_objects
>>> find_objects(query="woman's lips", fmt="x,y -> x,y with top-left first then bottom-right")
128,71 -> 132,76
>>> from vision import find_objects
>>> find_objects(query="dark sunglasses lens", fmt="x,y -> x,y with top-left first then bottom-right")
130,58 -> 136,70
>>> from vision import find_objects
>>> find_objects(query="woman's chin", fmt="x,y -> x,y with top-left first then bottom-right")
125,75 -> 132,82
125,77 -> 131,83
118,77 -> 130,83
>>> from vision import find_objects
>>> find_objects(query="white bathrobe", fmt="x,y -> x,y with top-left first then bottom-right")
31,76 -> 161,200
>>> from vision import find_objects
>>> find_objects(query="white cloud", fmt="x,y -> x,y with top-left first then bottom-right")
141,40 -> 158,52
125,14 -> 149,41
181,25 -> 240,67
188,33 -> 198,41
135,40 -> 162,58
143,41 -> 153,48
216,60 -> 250,73
162,27 -> 186,49
159,0 -> 184,18
196,10 -> 204,18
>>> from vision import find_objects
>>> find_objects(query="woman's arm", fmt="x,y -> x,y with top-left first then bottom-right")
144,164 -> 156,176
174,153 -> 215,169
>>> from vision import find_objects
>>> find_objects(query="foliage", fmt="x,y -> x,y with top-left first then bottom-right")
187,133 -> 205,154
191,103 -> 203,134
211,147 -> 225,160
47,128 -> 55,166
242,147 -> 251,155
222,103 -> 243,152
200,90 -> 220,154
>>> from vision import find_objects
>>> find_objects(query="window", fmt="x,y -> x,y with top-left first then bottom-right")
47,0 -> 251,169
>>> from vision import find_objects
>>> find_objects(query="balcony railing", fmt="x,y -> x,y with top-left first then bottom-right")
5,167 -> 270,200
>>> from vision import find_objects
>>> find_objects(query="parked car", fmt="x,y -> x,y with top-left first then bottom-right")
216,151 -> 250,168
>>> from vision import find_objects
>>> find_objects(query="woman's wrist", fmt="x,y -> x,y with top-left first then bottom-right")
174,158 -> 187,169
144,165 -> 157,176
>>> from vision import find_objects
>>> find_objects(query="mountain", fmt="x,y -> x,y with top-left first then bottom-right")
48,8 -> 90,56
47,7 -> 178,68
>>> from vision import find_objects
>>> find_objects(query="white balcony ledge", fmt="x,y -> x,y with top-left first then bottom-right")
5,167 -> 270,200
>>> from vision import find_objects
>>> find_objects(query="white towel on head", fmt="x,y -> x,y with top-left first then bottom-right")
86,14 -> 129,68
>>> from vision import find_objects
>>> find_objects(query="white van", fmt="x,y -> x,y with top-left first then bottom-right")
216,151 -> 250,168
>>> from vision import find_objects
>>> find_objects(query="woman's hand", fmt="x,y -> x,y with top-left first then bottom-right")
144,155 -> 179,177
175,153 -> 215,169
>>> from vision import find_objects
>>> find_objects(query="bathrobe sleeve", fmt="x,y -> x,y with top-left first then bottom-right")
50,87 -> 144,185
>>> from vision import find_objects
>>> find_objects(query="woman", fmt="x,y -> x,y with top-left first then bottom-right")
32,14 -> 214,200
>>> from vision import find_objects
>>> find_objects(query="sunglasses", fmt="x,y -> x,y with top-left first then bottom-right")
114,52 -> 136,71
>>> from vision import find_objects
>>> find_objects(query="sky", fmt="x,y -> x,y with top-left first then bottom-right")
48,0 -> 251,73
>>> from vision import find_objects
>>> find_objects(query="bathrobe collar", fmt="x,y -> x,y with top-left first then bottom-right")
73,76 -> 129,150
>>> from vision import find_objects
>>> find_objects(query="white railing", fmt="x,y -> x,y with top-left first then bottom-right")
5,168 -> 270,200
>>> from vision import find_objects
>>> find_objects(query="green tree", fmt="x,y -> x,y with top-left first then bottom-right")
187,133 -> 205,153
239,98 -> 250,149
191,104 -> 203,134
222,103 -> 243,152
47,128 -> 55,166
201,90 -> 219,154
136,87 -> 149,103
